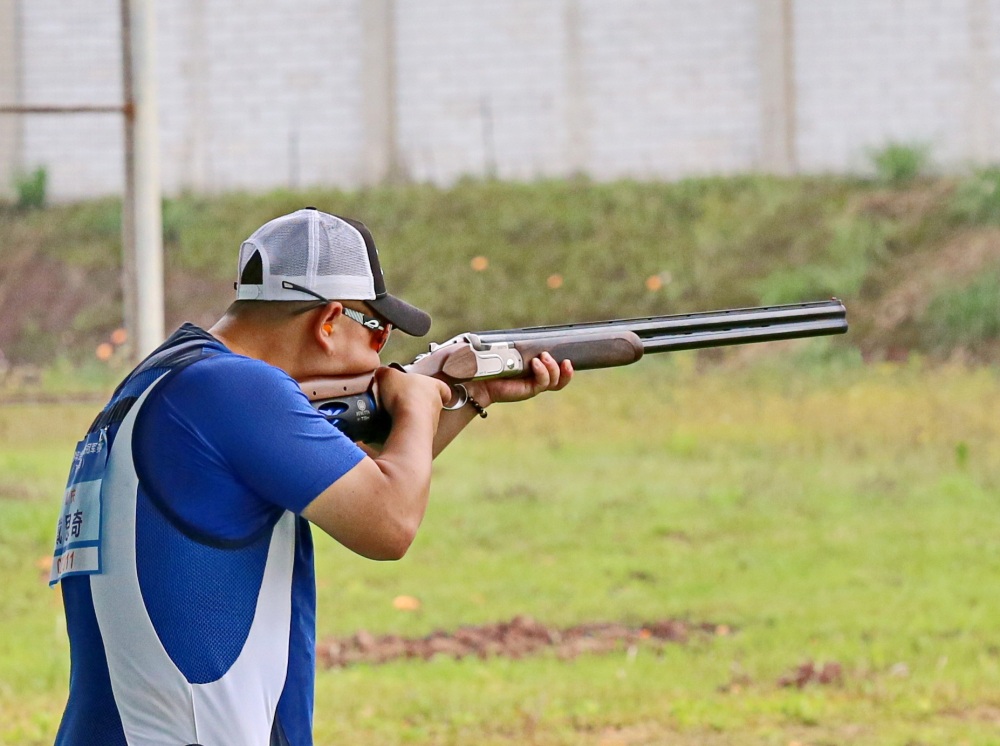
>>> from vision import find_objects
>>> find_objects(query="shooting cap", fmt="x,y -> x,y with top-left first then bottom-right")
235,207 -> 431,336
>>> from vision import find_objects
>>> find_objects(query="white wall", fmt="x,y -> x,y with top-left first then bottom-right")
794,0 -> 1000,171
3,0 -> 1000,201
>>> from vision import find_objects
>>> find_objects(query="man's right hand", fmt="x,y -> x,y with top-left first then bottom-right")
374,365 -> 452,421
301,366 -> 451,561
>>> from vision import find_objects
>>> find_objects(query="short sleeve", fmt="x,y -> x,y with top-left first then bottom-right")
134,353 -> 367,541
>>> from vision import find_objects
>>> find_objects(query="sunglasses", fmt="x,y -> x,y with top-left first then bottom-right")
283,281 -> 392,352
341,307 -> 392,351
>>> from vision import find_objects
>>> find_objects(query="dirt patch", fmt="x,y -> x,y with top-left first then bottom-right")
852,181 -> 957,222
854,225 -> 1000,357
870,227 -> 1000,330
164,268 -> 230,331
0,244 -> 121,361
0,479 -> 47,502
941,704 -> 1000,724
777,659 -> 844,689
316,615 -> 723,668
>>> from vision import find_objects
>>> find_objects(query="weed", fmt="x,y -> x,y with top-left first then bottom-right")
868,143 -> 930,186
14,166 -> 47,210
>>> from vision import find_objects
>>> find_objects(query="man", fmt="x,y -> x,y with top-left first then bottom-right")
50,208 -> 572,745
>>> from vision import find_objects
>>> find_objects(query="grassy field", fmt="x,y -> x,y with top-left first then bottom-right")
2,349 -> 999,744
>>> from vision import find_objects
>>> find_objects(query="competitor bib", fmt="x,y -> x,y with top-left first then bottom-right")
49,428 -> 108,585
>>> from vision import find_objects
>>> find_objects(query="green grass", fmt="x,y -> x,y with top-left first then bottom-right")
2,354 -> 1000,744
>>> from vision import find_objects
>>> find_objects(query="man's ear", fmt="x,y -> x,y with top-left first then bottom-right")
314,302 -> 343,350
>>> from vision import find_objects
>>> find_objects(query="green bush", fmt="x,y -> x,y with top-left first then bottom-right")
14,166 -> 47,210
868,142 -> 930,186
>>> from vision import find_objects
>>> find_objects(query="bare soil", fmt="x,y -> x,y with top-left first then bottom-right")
316,615 -> 722,668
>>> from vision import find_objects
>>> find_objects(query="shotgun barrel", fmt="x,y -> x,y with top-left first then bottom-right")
474,299 -> 847,350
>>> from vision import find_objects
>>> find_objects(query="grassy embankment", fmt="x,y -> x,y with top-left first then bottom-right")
2,170 -> 1000,372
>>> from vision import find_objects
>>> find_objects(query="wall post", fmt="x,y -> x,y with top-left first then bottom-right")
0,0 -> 23,198
966,0 -> 996,164
563,0 -> 589,177
758,0 -> 797,174
360,0 -> 402,183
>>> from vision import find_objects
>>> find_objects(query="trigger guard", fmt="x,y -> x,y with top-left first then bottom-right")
443,383 -> 469,411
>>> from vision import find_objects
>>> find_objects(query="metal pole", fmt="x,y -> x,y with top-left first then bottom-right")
120,0 -> 138,355
967,0 -> 997,164
563,0 -> 588,176
758,0 -> 797,175
360,0 -> 401,183
121,0 -> 164,361
0,0 -> 24,199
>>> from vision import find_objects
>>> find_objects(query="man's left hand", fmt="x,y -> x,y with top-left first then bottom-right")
465,351 -> 573,407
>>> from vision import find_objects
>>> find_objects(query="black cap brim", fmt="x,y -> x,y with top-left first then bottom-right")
369,293 -> 432,337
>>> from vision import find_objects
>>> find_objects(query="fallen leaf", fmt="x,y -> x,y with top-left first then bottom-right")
393,595 -> 421,611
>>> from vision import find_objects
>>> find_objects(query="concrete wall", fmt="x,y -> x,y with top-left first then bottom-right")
794,0 -> 1000,171
13,1 -> 124,199
2,0 -> 999,201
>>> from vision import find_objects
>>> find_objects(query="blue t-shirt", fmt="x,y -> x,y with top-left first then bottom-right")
54,325 -> 366,746
133,345 -> 366,541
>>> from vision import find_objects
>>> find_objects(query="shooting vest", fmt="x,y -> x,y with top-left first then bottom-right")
53,325 -> 311,746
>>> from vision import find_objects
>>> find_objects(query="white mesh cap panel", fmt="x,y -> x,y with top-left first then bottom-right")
318,220 -> 371,279
236,209 -> 376,301
308,216 -> 375,300
260,219 -> 311,278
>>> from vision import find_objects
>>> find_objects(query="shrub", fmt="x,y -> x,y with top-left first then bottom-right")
14,166 -> 47,210
868,142 -> 930,187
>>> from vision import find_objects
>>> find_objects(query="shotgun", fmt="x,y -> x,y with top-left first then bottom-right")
301,298 -> 847,442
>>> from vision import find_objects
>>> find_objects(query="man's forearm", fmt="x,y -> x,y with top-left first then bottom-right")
432,399 -> 486,458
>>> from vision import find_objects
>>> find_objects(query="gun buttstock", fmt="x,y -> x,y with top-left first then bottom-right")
300,372 -> 375,401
